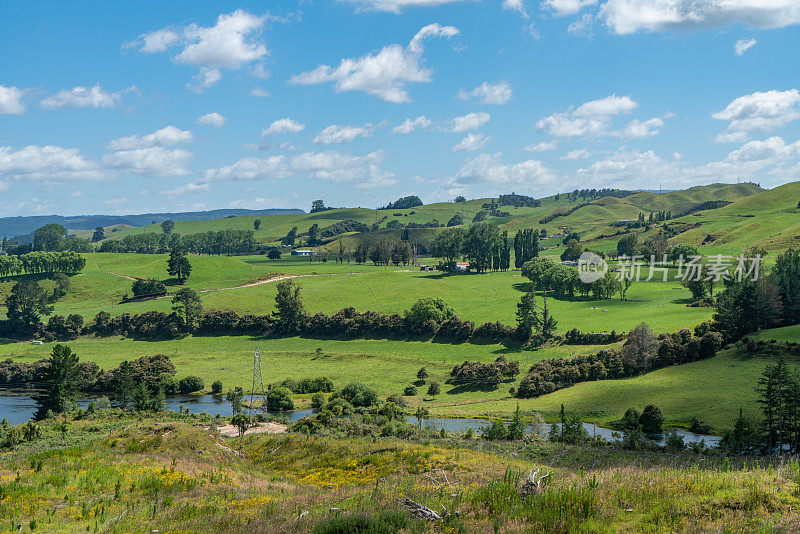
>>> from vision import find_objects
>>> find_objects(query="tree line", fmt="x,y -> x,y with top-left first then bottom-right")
98,229 -> 256,255
430,223 -> 511,273
0,251 -> 86,277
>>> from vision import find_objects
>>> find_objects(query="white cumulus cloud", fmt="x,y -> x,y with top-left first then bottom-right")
536,94 -> 641,137
313,124 -> 375,145
204,149 -> 396,188
0,85 -> 26,114
621,116 -> 665,138
340,0 -> 468,13
562,148 -> 591,159
393,115 -> 432,133
0,145 -> 101,180
126,10 -> 269,91
544,0 -> 598,16
107,126 -> 193,151
102,147 -> 193,176
453,133 -> 490,151
197,112 -> 227,127
454,152 -> 556,188
713,89 -> 800,142
457,81 -> 513,105
735,38 -> 757,56
523,140 -> 558,152
503,0 -> 529,17
289,24 -> 459,103
263,118 -> 305,135
448,111 -> 491,133
600,0 -> 800,35
40,84 -> 124,110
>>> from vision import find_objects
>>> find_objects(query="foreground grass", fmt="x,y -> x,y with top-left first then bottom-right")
1,416 -> 799,533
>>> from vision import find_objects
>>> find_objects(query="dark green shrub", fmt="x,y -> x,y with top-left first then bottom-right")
337,382 -> 378,407
211,380 -> 223,395
266,387 -> 295,411
639,404 -> 664,433
403,385 -> 418,396
178,376 -> 204,394
131,278 -> 167,298
311,393 -> 326,410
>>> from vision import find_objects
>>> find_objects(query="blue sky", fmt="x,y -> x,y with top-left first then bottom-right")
1,0 -> 799,216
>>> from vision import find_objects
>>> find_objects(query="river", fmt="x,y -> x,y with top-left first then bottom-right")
0,390 -> 720,447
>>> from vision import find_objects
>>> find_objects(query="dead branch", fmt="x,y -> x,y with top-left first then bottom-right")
399,497 -> 443,521
519,467 -> 550,498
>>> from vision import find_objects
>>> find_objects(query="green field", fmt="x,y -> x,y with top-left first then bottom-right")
4,181 -> 800,433
1,252 -> 715,332
5,330 -> 799,429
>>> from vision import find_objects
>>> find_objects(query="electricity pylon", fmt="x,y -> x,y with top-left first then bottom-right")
249,349 -> 267,418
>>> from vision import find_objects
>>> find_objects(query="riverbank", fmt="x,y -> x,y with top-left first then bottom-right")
0,390 -> 720,447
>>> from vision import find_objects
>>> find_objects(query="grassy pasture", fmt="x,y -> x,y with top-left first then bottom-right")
1,251 -> 715,333
4,332 -> 793,430
0,334 -> 599,411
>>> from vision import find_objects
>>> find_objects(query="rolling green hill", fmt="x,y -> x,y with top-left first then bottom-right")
658,181 -> 800,254
88,183 -> 766,254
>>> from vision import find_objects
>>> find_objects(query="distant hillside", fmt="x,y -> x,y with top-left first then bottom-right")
90,182 -> 773,254
664,181 -> 800,252
0,208 -> 304,239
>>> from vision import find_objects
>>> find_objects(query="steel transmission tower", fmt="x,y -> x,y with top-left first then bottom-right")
249,349 -> 267,418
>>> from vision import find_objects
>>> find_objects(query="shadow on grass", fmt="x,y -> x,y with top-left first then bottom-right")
445,382 -> 501,395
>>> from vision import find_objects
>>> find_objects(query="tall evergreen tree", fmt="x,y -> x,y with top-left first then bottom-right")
513,230 -> 523,269
272,279 -> 307,333
171,287 -> 203,330
34,344 -> 81,419
167,245 -> 192,283
499,230 -> 511,271
115,360 -> 136,409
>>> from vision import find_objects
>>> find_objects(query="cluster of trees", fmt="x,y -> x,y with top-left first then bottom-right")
522,257 -> 621,300
131,278 -> 167,298
430,224 -> 511,273
1,348 -> 203,420
19,278 -> 606,348
513,228 -> 539,268
563,328 -> 624,345
721,351 -> 800,454
613,405 -> 665,434
30,223 -> 92,252
99,229 -> 256,255
564,188 -> 635,201
2,280 -> 55,335
539,203 -> 590,225
0,251 -> 86,277
2,282 -> 202,341
449,355 -> 520,387
498,193 -> 540,208
379,195 -> 423,210
615,233 -> 670,259
516,322 -> 723,398
279,376 -> 334,394
713,249 -> 800,342
352,239 -> 414,266
310,200 -> 336,213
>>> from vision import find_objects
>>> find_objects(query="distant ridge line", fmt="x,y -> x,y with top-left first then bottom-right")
0,208 -> 304,239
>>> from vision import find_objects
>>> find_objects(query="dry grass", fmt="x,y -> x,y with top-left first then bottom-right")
2,416 -> 800,533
